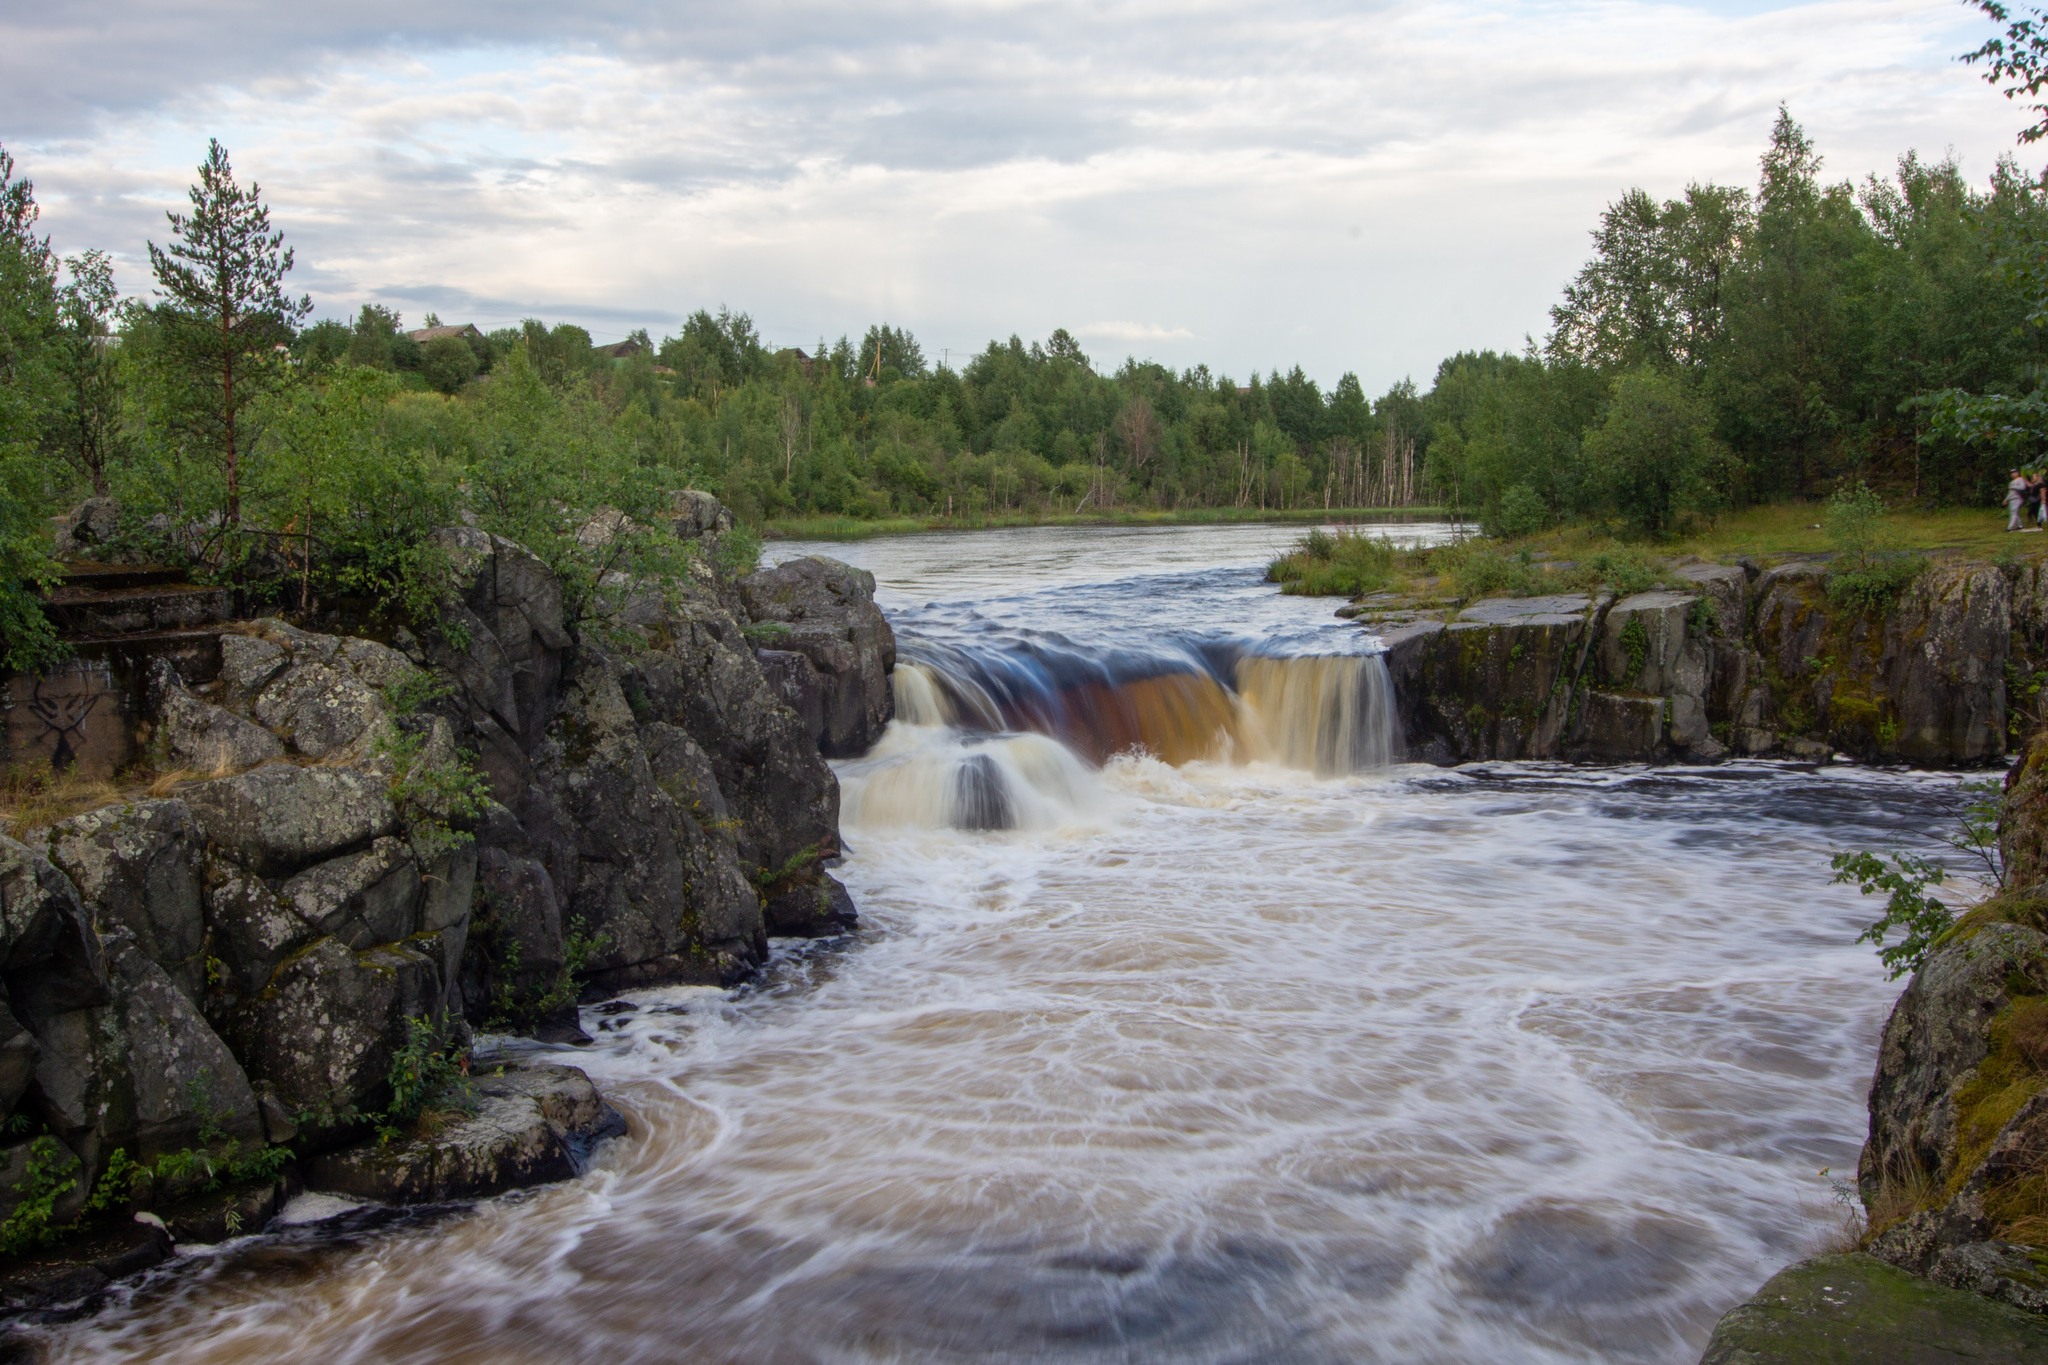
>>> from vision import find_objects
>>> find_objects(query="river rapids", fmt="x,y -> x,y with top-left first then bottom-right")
38,523 -> 1967,1363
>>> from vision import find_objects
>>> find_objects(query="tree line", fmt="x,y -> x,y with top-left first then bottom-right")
3,73 -> 2047,665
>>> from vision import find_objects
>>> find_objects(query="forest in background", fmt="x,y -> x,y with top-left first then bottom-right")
6,78 -> 2048,666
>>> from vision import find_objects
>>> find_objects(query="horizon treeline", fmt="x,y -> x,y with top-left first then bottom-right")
3,105 -> 2046,663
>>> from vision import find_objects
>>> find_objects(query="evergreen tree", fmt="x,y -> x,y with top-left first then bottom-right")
146,139 -> 310,525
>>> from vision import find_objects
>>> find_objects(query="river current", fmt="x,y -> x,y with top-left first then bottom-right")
41,522 -> 1965,1363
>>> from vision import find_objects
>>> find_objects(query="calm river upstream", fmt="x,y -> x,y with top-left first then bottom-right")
41,523 -> 1962,1363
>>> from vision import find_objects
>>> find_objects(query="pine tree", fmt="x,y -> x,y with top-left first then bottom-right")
147,139 -> 310,525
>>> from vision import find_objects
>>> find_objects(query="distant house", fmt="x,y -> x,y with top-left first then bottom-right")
596,338 -> 646,360
406,323 -> 484,345
776,347 -> 815,377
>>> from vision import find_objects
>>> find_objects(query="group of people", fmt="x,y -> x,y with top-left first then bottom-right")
2008,468 -> 2048,530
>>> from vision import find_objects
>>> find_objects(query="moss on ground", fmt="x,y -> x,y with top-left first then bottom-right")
1699,1253 -> 2048,1364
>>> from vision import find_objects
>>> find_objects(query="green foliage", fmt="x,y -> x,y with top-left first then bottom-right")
0,1136 -> 77,1255
1435,539 -> 1546,599
1266,528 -> 1398,596
714,525 -> 763,580
380,724 -> 490,860
0,144 -> 65,672
1581,369 -> 1733,536
420,334 -> 480,394
1826,554 -> 1928,615
1492,484 -> 1553,538
1821,482 -> 1928,615
482,916 -> 609,1031
1560,546 -> 1672,596
384,1015 -> 468,1125
1834,849 -> 1954,978
1620,616 -> 1650,684
381,666 -> 455,715
753,843 -> 823,890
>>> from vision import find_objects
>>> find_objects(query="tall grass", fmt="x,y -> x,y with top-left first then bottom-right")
1267,529 -> 1399,596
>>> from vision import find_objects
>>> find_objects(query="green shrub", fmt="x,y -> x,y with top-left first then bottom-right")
1821,483 -> 1924,616
1434,539 -> 1546,599
713,525 -> 763,580
1833,849 -> 1952,979
1826,555 -> 1926,616
1561,546 -> 1671,597
1266,528 -> 1397,597
1488,483 -> 1553,539
1581,369 -> 1733,537
385,1016 -> 468,1126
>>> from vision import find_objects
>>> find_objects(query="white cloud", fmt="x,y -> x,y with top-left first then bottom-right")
1080,322 -> 1196,342
1,0 -> 2032,389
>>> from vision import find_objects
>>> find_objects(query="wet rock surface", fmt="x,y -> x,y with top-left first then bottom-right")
1699,1253 -> 2048,1363
738,556 -> 897,757
303,1063 -> 621,1204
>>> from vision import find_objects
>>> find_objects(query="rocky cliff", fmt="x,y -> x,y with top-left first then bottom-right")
1377,556 -> 2042,768
0,496 -> 894,1314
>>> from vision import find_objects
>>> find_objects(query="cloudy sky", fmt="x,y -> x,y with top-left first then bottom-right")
0,0 -> 2034,390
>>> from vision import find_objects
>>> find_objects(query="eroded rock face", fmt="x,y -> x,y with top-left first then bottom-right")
738,556 -> 896,757
1861,922 -> 2048,1206
0,836 -> 108,1024
221,936 -> 443,1119
183,766 -> 396,876
421,515 -> 849,1005
47,799 -> 207,1003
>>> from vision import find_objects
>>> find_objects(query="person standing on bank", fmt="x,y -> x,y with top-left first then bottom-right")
2009,468 -> 2029,531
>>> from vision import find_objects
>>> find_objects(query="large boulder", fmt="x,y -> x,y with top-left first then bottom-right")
738,556 -> 896,757
182,765 -> 396,876
149,663 -> 285,775
31,930 -> 261,1179
278,836 -> 422,951
227,621 -> 412,761
46,799 -> 207,1003
1859,921 -> 2048,1209
0,836 -> 107,1027
303,1063 -> 620,1203
527,645 -> 765,988
222,935 -> 444,1122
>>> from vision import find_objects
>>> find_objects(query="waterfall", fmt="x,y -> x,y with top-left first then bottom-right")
851,647 -> 1398,831
1235,654 -> 1397,775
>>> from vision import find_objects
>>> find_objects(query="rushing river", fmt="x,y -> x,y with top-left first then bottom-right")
40,522 -> 1967,1364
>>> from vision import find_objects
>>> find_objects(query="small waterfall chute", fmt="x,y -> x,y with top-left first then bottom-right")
1235,654 -> 1397,776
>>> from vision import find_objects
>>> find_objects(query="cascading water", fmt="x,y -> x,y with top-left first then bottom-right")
34,522 -> 1971,1365
865,617 -> 1400,829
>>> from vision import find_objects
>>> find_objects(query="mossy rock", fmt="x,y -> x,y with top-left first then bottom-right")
1699,1254 -> 2048,1363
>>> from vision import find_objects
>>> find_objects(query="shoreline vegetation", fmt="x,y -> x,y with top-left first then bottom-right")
1265,500 -> 2048,606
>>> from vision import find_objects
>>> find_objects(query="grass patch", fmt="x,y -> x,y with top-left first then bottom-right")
1267,528 -> 1399,596
0,761 -> 127,841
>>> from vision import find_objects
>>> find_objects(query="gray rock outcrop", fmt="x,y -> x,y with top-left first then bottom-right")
303,1063 -> 621,1203
739,556 -> 897,757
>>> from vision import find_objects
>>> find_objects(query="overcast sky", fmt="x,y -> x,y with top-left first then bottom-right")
0,0 -> 2034,390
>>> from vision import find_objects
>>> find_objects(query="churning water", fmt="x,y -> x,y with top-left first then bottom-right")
39,522 -> 1968,1364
